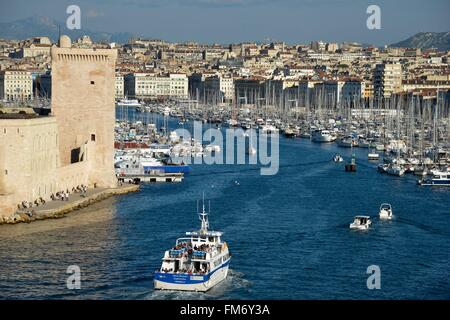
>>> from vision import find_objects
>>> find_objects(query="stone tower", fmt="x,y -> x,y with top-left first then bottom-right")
51,35 -> 117,188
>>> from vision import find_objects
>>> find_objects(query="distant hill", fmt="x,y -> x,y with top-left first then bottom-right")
0,16 -> 134,44
390,32 -> 450,51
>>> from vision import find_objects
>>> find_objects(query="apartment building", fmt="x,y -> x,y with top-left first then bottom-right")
0,69 -> 33,101
124,73 -> 188,98
373,62 -> 402,98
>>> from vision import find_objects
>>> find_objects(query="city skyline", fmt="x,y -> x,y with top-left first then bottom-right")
0,0 -> 449,46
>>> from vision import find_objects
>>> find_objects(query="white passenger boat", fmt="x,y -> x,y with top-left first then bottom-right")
154,197 -> 231,292
349,216 -> 372,230
379,203 -> 393,220
311,129 -> 336,143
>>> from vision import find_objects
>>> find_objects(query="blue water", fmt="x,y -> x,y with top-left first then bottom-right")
0,113 -> 449,300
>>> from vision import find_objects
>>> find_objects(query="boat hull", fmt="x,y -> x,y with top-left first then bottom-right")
312,136 -> 336,143
154,259 -> 230,292
418,180 -> 450,186
143,165 -> 190,174
349,222 -> 371,230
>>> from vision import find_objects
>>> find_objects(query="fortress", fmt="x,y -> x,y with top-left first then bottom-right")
0,36 -> 117,218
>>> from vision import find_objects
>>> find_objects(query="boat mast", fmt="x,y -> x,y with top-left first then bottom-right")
199,193 -> 209,233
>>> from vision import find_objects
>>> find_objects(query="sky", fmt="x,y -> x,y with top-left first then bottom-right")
0,0 -> 449,45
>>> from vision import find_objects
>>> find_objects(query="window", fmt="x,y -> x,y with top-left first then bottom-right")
90,81 -> 95,85
91,134 -> 96,142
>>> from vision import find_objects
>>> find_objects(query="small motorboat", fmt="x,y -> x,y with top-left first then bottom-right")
368,152 -> 380,161
283,128 -> 297,138
386,164 -> 405,177
349,216 -> 372,230
333,153 -> 344,163
379,203 -> 393,220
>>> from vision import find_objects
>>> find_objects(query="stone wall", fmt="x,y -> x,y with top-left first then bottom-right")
51,44 -> 117,189
0,116 -> 59,217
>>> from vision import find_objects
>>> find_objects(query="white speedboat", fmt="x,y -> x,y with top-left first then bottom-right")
311,129 -> 336,143
368,152 -> 380,161
350,216 -> 372,230
154,197 -> 231,292
333,153 -> 344,163
379,203 -> 393,220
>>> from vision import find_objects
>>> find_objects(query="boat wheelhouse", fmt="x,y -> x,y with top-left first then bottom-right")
311,129 -> 336,143
379,203 -> 393,220
350,215 -> 372,230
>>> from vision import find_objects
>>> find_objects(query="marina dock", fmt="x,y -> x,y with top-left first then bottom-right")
0,184 -> 139,225
119,172 -> 184,183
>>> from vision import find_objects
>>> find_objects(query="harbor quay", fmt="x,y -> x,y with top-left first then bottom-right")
0,184 -> 139,225
0,35 -> 120,221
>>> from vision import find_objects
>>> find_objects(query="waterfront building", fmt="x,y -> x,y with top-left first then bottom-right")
115,74 -> 124,99
0,69 -> 33,101
0,108 -> 58,216
124,73 -> 188,99
402,79 -> 450,92
341,79 -> 366,101
234,78 -> 266,105
314,80 -> 345,106
0,35 -> 118,219
204,75 -> 234,102
363,81 -> 374,98
373,62 -> 402,98
51,35 -> 117,182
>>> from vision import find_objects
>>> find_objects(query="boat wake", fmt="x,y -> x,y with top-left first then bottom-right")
144,269 -> 251,300
396,217 -> 448,236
